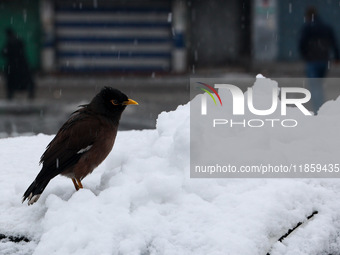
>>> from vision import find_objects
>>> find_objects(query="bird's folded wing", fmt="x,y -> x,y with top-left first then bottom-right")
35,112 -> 101,181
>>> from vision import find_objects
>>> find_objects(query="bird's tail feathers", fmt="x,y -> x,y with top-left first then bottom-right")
22,179 -> 50,205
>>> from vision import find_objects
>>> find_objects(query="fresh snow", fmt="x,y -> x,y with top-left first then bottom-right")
1,79 -> 340,255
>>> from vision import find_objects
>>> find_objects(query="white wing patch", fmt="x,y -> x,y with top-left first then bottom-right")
77,145 -> 93,154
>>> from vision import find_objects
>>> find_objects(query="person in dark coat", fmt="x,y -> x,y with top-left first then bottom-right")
298,7 -> 339,113
2,28 -> 35,100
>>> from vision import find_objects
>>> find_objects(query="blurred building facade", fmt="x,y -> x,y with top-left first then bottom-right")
0,0 -> 340,74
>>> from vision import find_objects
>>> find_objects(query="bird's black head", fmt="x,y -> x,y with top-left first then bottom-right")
89,87 -> 138,118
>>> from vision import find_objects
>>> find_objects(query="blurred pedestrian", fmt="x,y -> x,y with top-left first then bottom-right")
298,6 -> 339,113
2,28 -> 35,100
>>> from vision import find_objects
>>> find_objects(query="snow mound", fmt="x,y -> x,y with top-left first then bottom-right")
1,92 -> 340,254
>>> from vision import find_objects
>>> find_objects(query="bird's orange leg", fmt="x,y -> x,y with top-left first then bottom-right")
72,178 -> 80,191
76,178 -> 83,189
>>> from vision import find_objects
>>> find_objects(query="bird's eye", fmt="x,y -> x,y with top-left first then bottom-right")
110,100 -> 119,105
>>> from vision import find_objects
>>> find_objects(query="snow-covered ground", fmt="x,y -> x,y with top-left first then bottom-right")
1,79 -> 340,255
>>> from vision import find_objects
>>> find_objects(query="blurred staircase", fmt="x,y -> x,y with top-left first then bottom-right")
54,0 -> 172,72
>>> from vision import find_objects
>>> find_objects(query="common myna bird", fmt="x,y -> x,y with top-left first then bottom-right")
22,87 -> 138,205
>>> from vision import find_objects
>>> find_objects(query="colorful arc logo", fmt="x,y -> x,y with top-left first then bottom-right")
197,82 -> 222,106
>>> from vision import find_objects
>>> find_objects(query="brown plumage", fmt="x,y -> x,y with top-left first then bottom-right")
22,87 -> 138,205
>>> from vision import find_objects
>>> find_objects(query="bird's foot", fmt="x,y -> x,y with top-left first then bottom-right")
72,178 -> 79,190
77,179 -> 83,189
72,178 -> 83,191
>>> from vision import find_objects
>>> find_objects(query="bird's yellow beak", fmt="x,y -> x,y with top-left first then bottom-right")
123,99 -> 138,105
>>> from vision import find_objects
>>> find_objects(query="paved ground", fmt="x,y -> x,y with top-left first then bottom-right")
0,74 -> 192,137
